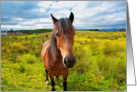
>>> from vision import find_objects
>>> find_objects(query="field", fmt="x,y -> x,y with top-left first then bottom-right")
1,31 -> 126,91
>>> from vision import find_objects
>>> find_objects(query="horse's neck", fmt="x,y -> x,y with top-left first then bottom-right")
49,41 -> 62,64
55,49 -> 62,60
52,49 -> 62,64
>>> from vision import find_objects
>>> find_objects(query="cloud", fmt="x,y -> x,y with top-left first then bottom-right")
1,1 -> 126,30
38,1 -> 75,9
72,1 -> 126,29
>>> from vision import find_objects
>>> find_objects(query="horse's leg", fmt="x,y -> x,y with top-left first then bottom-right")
63,75 -> 68,91
56,75 -> 59,80
49,76 -> 55,91
45,69 -> 49,86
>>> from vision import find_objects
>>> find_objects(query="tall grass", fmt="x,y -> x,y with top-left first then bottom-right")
1,31 -> 126,91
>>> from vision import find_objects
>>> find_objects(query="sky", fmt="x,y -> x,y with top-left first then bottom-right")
1,1 -> 126,30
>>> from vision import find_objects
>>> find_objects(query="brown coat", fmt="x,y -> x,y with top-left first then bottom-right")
41,40 -> 68,78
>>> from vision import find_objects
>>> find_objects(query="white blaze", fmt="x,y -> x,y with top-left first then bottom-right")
60,47 -> 67,67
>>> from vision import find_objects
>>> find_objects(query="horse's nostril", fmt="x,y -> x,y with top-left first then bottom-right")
66,57 -> 69,62
64,57 -> 69,65
64,57 -> 76,68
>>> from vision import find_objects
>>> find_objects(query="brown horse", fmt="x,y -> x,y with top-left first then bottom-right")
41,12 -> 76,91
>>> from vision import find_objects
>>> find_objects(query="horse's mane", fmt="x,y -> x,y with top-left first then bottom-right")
49,18 -> 75,60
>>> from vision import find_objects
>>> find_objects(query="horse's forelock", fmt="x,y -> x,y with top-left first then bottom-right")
56,18 -> 75,34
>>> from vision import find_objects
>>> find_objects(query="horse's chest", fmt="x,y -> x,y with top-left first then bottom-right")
48,64 -> 68,76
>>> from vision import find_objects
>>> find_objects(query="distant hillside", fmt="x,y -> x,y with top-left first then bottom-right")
1,28 -> 126,35
99,28 -> 126,31
17,29 -> 52,34
76,28 -> 126,31
76,29 -> 89,31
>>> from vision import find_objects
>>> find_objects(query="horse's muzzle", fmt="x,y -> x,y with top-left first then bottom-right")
64,56 -> 76,68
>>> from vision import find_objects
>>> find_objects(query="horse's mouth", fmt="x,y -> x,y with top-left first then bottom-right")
63,59 -> 76,68
67,65 -> 74,68
62,64 -> 74,68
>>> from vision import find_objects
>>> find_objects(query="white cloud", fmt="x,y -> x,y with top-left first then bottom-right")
37,1 -> 53,8
40,8 -> 46,12
71,1 -> 126,29
1,1 -> 126,30
50,1 -> 75,9
72,1 -> 88,13
37,1 -> 75,9
52,9 -> 71,18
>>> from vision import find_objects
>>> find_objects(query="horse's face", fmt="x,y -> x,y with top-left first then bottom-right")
51,12 -> 76,68
56,28 -> 76,68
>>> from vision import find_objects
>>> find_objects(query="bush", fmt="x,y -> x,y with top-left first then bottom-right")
16,65 -> 25,73
17,53 -> 38,64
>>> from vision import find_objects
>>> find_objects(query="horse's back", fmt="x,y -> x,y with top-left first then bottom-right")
42,40 -> 50,48
41,40 -> 50,66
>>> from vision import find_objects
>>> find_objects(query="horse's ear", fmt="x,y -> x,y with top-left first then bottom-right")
51,14 -> 57,25
69,12 -> 74,23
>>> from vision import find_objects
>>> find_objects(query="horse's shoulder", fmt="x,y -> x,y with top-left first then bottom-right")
41,40 -> 50,56
42,40 -> 50,48
41,40 -> 51,61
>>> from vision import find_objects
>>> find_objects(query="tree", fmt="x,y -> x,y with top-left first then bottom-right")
94,29 -> 99,31
11,28 -> 13,32
118,28 -> 125,31
89,29 -> 94,31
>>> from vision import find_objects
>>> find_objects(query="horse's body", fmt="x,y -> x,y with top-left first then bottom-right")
41,40 -> 68,76
41,12 -> 76,91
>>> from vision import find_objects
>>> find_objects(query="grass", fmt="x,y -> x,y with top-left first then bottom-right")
1,31 -> 126,91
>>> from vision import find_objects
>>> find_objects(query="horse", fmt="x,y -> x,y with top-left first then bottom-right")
41,12 -> 76,91
46,35 -> 48,38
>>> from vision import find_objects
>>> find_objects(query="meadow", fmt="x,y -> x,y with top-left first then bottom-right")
1,31 -> 126,91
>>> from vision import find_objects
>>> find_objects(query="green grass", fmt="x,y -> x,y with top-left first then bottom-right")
1,31 -> 126,91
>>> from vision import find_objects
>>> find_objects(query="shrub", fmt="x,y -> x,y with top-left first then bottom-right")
17,53 -> 38,64
16,65 -> 25,73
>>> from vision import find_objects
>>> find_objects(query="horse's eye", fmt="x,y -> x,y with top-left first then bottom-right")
56,33 -> 59,36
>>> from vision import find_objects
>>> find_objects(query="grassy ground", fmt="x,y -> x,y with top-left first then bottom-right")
1,31 -> 126,91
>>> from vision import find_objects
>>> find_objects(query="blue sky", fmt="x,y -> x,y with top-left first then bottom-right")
1,1 -> 126,30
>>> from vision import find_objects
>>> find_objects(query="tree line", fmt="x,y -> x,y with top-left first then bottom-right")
89,28 -> 126,32
18,29 -> 52,34
6,29 -> 52,34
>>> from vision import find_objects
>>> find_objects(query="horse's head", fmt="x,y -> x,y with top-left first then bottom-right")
51,12 -> 76,68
